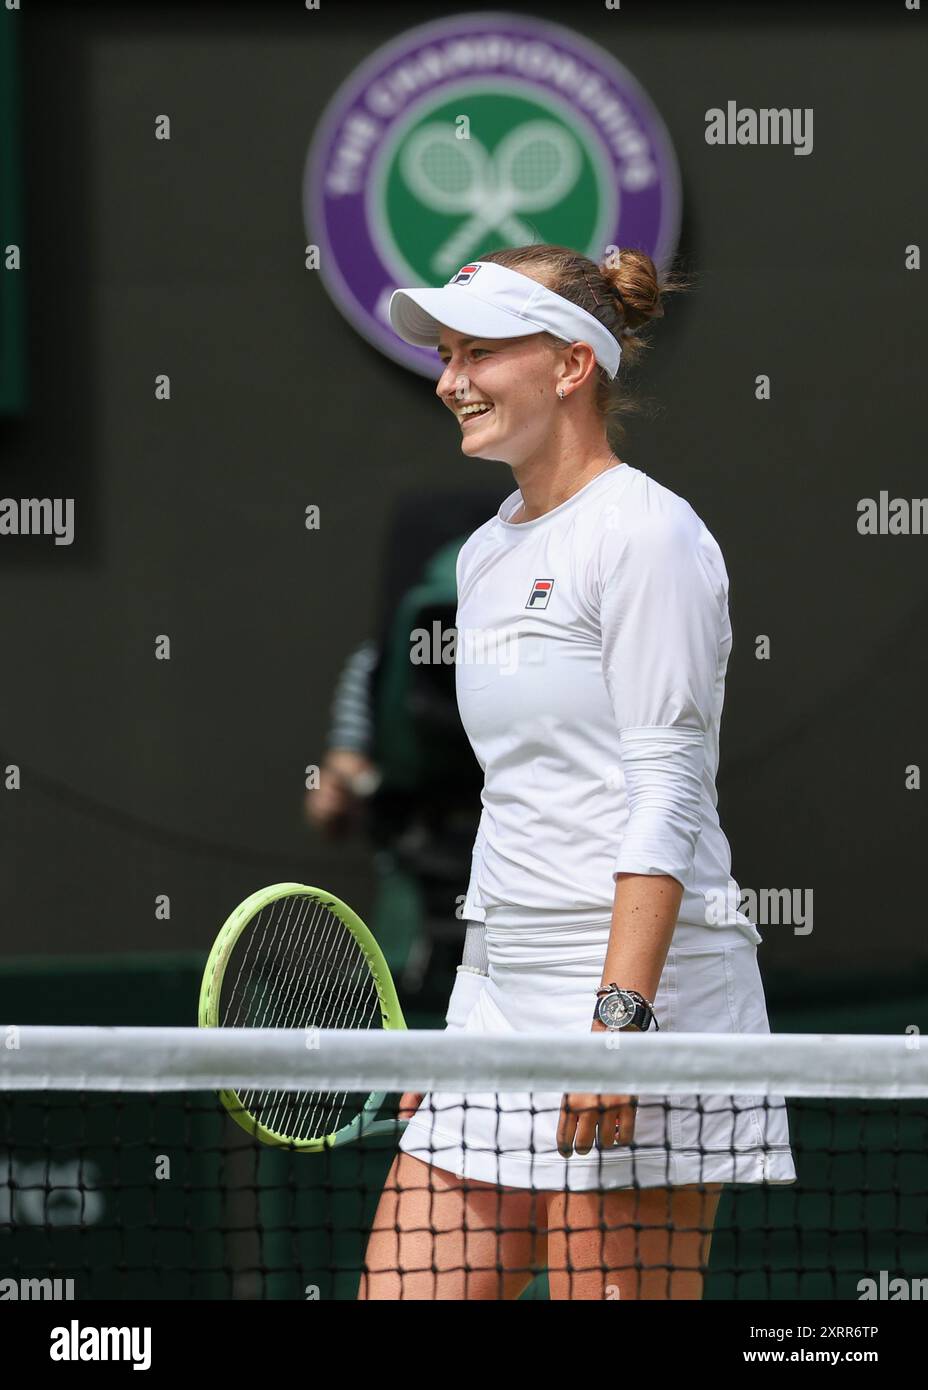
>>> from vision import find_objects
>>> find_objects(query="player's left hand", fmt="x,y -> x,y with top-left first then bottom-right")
556,1091 -> 637,1156
556,1020 -> 638,1155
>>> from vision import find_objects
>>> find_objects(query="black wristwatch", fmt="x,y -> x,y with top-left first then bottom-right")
593,985 -> 658,1032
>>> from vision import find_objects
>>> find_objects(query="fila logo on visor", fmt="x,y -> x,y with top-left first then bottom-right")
526,578 -> 554,610
449,264 -> 481,285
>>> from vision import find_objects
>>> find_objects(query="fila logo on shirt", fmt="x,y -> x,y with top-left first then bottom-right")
526,578 -> 554,610
449,263 -> 481,285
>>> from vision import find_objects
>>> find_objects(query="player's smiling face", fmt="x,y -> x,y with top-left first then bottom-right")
435,325 -> 563,465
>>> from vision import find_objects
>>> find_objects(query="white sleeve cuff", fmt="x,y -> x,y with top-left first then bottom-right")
612,727 -> 705,888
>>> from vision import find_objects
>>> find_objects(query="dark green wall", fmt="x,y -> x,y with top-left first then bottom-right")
0,2 -> 925,1000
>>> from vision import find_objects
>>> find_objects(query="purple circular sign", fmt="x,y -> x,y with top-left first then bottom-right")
305,11 -> 681,379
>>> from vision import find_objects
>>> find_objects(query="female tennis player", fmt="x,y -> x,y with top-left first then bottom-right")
359,245 -> 796,1301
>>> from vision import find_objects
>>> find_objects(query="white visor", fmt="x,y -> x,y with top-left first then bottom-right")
389,260 -> 621,381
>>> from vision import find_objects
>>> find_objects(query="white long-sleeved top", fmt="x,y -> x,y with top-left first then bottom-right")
457,462 -> 759,944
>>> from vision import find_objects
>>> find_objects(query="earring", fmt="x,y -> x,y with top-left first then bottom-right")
557,388 -> 565,400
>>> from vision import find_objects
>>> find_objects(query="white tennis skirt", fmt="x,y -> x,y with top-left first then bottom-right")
398,912 -> 798,1192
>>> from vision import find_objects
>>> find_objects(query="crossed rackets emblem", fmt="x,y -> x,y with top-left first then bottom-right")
399,120 -> 584,276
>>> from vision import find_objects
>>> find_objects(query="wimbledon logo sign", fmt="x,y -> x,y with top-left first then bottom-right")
304,11 -> 681,379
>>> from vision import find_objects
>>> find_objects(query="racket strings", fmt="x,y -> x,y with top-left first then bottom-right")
254,902 -> 372,1139
219,894 -> 384,1141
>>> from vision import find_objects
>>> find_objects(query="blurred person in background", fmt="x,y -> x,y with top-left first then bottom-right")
305,488 -> 507,1011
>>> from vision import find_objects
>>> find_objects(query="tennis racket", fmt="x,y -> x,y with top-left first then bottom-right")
198,882 -> 408,1151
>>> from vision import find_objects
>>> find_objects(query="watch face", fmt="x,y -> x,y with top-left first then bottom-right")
598,992 -> 635,1029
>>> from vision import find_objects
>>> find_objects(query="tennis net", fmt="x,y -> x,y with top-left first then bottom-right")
1,1026 -> 926,1300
